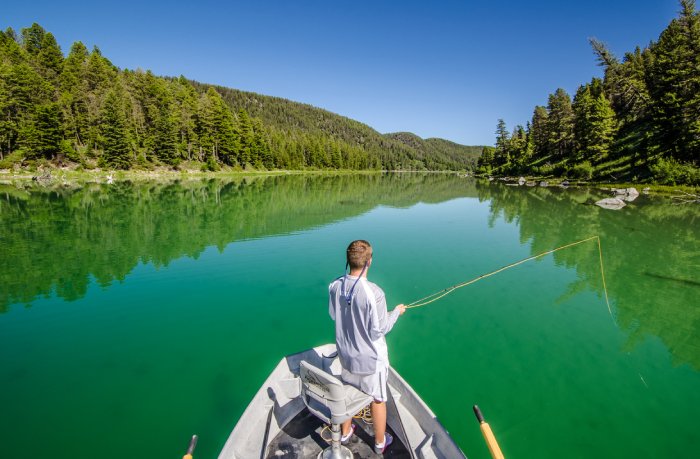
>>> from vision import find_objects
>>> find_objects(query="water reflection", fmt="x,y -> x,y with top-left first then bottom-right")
1,175 -> 698,371
479,182 -> 700,370
0,173 -> 477,312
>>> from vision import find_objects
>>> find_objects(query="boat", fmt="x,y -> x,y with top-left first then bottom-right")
218,343 -> 467,458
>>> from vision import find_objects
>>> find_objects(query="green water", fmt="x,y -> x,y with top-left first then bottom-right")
1,174 -> 698,459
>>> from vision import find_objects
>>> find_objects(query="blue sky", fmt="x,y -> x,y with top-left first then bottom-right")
3,0 -> 680,145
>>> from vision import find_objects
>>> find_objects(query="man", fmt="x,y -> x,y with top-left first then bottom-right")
328,239 -> 407,454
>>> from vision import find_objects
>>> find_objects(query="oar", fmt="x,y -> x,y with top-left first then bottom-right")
473,405 -> 504,459
183,434 -> 198,459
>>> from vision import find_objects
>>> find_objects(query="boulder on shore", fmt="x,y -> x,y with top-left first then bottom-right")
612,187 -> 639,202
596,197 -> 626,210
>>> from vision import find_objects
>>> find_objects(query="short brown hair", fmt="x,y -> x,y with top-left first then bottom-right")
346,240 -> 372,270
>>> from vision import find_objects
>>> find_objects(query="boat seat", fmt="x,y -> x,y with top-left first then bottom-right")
299,360 -> 373,459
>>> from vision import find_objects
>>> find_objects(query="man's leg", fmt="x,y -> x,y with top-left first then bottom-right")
370,400 -> 386,445
341,418 -> 353,437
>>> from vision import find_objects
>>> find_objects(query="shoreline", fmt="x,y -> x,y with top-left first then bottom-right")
0,166 -> 697,196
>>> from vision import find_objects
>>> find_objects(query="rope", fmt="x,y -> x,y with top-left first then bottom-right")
406,236 -> 613,319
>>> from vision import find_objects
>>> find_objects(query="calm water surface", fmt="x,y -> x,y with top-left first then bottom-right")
1,174 -> 698,459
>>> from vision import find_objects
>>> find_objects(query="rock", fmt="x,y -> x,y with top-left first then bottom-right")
610,187 -> 640,201
642,187 -> 651,194
518,176 -> 526,185
622,187 -> 639,202
539,181 -> 548,187
526,181 -> 536,187
561,180 -> 570,187
595,197 -> 627,210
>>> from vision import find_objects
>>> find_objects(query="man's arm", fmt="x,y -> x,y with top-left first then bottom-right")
367,287 -> 405,340
328,282 -> 336,321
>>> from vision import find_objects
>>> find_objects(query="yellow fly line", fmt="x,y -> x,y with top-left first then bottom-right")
406,235 -> 613,319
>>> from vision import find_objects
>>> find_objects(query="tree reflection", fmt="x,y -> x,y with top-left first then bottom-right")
479,182 -> 700,370
0,173 -> 477,312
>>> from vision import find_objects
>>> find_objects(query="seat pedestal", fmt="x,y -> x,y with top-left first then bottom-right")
319,423 -> 352,459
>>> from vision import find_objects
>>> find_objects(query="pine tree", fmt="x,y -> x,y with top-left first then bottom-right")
37,32 -> 63,83
100,87 -> 131,169
494,119 -> 510,166
34,103 -> 63,158
546,88 -> 574,158
173,76 -> 198,160
237,108 -> 254,166
20,23 -> 46,56
647,0 -> 700,162
573,84 -> 595,160
154,102 -> 178,165
509,125 -> 528,170
530,106 -> 550,159
59,42 -> 90,149
477,146 -> 495,173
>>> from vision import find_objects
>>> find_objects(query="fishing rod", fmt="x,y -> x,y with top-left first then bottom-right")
406,235 -> 613,320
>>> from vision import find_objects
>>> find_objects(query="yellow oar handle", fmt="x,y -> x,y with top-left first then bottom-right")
182,434 -> 198,459
473,405 -> 505,459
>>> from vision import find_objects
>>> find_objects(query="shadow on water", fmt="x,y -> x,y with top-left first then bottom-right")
642,271 -> 700,287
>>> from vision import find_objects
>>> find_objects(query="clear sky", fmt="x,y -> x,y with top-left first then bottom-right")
3,0 -> 680,146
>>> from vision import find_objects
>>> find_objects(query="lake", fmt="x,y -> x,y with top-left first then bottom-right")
0,173 -> 698,458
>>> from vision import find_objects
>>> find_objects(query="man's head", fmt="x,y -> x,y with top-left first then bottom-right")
346,240 -> 373,270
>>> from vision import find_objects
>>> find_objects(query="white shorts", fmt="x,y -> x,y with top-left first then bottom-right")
341,367 -> 389,402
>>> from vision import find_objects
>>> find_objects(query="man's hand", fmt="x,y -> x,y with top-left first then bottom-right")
395,304 -> 407,315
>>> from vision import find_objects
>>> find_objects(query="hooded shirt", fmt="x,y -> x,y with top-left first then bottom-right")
328,274 -> 400,375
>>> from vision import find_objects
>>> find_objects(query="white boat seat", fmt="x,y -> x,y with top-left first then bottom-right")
299,360 -> 373,425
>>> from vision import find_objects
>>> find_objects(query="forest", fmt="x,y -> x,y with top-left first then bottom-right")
478,0 -> 699,185
0,24 -> 480,172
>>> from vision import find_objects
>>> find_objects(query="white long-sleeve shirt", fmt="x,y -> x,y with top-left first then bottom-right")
329,275 -> 400,375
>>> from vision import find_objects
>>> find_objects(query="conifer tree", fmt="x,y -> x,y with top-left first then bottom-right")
237,108 -> 254,166
154,102 -> 178,165
60,42 -> 90,148
529,106 -> 550,159
647,0 -> 700,162
494,119 -> 510,166
37,32 -> 63,83
34,103 -> 63,158
100,87 -> 131,169
20,23 -> 46,56
509,125 -> 528,170
546,88 -> 574,158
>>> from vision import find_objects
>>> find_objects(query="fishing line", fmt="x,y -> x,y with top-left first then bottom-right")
406,235 -> 614,321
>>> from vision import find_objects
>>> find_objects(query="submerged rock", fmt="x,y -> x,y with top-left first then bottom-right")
596,197 -> 627,210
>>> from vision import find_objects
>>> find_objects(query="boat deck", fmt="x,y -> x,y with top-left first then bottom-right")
218,344 -> 465,459
265,407 -> 411,458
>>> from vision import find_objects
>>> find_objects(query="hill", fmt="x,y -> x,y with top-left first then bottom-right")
0,23 -> 483,172
190,81 -> 483,170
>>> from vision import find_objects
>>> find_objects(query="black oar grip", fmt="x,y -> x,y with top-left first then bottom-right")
473,405 -> 485,424
187,435 -> 198,455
